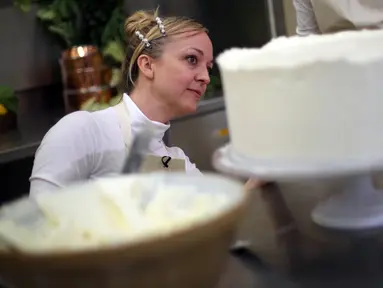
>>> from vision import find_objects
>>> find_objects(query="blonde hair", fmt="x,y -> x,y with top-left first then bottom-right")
122,8 -> 208,93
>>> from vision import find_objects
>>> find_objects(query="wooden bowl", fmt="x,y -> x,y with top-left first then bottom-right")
0,173 -> 248,288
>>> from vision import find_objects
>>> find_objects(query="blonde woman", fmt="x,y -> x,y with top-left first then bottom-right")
30,9 -> 214,195
293,0 -> 383,36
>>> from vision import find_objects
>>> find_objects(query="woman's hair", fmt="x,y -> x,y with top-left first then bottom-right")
122,8 -> 208,93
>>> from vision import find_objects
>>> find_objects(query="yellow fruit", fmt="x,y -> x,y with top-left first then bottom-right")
0,104 -> 7,116
216,128 -> 229,137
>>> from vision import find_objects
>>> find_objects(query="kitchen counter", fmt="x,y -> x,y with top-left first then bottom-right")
0,85 -> 64,165
0,109 -> 62,164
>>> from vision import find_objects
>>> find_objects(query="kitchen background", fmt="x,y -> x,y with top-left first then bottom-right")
0,0 -> 297,203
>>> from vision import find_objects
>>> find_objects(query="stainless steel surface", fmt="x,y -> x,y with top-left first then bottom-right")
266,0 -> 278,38
169,98 -> 228,172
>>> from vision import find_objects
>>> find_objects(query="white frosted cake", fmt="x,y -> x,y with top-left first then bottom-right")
216,29 -> 383,163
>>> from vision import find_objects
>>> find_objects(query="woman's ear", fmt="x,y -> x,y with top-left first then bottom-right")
136,54 -> 154,79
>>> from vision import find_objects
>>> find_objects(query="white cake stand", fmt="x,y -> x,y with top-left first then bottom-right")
213,144 -> 383,232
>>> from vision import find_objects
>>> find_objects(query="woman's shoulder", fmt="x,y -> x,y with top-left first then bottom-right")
50,108 -> 118,135
42,108 -> 122,150
43,111 -> 95,140
55,108 -> 116,128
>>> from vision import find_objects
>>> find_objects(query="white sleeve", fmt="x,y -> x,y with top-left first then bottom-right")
29,111 -> 98,196
293,0 -> 321,36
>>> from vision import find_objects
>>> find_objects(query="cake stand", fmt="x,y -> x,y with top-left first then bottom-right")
213,144 -> 383,232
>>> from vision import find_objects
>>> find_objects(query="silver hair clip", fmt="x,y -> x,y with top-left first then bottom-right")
156,17 -> 166,36
135,30 -> 151,48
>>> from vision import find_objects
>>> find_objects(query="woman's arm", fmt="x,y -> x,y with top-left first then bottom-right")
29,111 -> 98,196
293,0 -> 321,36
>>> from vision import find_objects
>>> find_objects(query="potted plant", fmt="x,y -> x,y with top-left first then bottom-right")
13,0 -> 126,112
0,86 -> 18,134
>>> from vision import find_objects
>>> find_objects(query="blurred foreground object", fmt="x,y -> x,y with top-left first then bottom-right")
0,172 -> 248,288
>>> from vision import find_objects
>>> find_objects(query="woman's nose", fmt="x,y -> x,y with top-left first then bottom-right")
196,68 -> 210,84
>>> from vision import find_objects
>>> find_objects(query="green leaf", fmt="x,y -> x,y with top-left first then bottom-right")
109,68 -> 122,88
80,97 -> 97,111
56,0 -> 70,18
36,8 -> 56,21
0,86 -> 18,113
103,41 -> 125,63
90,103 -> 102,111
47,23 -> 73,47
109,95 -> 122,106
0,86 -> 14,100
98,103 -> 110,110
101,7 -> 124,46
13,0 -> 32,12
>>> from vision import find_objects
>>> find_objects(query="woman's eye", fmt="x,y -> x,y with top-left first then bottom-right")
186,55 -> 198,65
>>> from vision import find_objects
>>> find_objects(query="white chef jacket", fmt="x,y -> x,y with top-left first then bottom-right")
293,0 -> 383,36
30,94 -> 201,196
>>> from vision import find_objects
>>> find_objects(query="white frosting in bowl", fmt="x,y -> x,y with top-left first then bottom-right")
0,173 -> 244,253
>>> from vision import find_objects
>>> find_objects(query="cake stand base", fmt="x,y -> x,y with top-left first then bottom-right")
312,175 -> 383,231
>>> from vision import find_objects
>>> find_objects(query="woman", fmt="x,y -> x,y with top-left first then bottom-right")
30,9 -> 214,196
293,0 -> 383,36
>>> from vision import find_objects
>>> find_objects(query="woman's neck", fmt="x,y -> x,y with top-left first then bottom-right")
129,88 -> 172,124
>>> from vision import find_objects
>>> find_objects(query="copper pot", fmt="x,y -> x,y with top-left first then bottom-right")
61,46 -> 103,71
60,46 -> 112,113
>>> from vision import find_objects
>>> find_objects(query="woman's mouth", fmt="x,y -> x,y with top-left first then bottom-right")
187,89 -> 203,99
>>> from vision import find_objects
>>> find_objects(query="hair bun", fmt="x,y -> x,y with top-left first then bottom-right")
124,10 -> 159,42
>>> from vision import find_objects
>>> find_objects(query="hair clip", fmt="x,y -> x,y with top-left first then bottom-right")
156,17 -> 166,36
135,30 -> 151,48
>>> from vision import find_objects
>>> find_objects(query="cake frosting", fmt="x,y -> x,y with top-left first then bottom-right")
217,29 -> 383,163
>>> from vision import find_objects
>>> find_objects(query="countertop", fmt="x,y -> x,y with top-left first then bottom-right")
0,109 -> 62,164
0,85 -> 65,164
222,239 -> 383,288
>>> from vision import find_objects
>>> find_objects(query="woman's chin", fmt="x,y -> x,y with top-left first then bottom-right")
178,103 -> 198,117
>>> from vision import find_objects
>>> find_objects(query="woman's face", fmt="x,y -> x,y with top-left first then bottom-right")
152,31 -> 213,117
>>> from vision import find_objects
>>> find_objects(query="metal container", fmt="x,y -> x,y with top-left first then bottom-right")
60,46 -> 112,113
